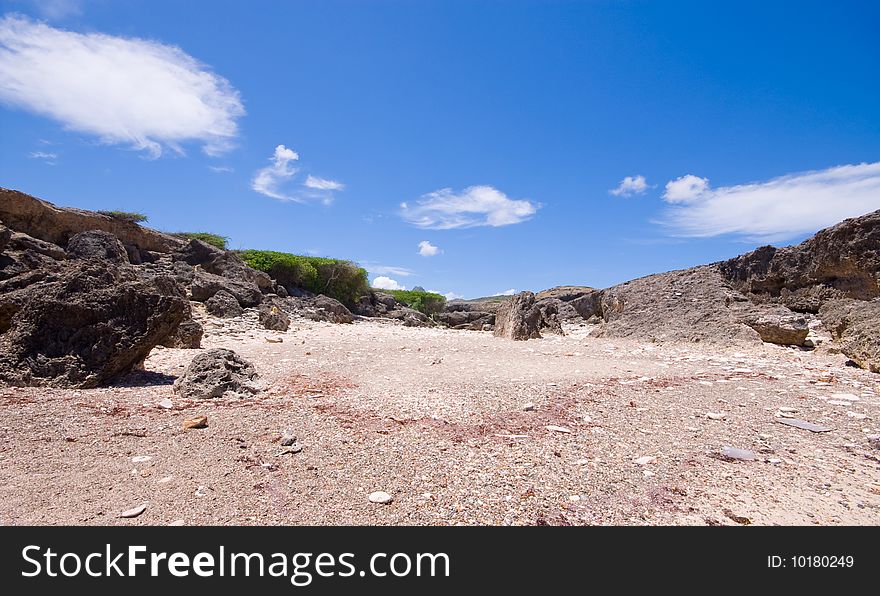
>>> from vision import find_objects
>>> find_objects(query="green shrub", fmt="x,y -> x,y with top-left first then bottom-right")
382,289 -> 446,316
173,232 -> 229,250
238,250 -> 369,308
98,210 -> 148,224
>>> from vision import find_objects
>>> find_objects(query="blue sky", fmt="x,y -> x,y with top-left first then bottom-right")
1,0 -> 878,299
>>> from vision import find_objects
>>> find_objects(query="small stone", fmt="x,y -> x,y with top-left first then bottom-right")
831,393 -> 859,401
120,503 -> 147,518
265,337 -> 283,343
706,412 -> 726,420
634,456 -> 656,465
158,475 -> 174,484
183,416 -> 208,429
778,407 -> 798,413
195,486 -> 209,497
369,491 -> 393,504
847,412 -> 868,420
157,398 -> 173,409
767,458 -> 782,464
168,519 -> 185,526
523,402 -> 537,412
280,430 -> 297,446
545,425 -> 572,434
721,447 -> 755,461
775,418 -> 833,433
131,455 -> 152,463
569,495 -> 581,501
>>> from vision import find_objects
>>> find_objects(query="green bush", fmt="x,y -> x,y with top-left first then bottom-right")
173,232 -> 229,250
238,250 -> 369,308
98,210 -> 148,224
382,289 -> 446,316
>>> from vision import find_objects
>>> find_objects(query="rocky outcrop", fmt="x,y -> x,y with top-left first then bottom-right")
436,310 -> 495,330
173,239 -> 273,294
494,292 -> 543,340
258,303 -> 290,331
0,261 -> 187,387
161,318 -> 203,349
719,210 -> 880,311
66,230 -> 130,263
297,294 -> 354,324
0,187 -> 182,253
172,348 -> 261,399
205,289 -> 243,318
819,299 -> 880,372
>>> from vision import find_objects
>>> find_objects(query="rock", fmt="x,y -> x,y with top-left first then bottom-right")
0,223 -> 11,251
742,311 -> 809,346
258,303 -> 290,331
131,455 -> 152,463
119,503 -> 147,518
721,447 -> 755,461
66,230 -> 130,263
634,456 -> 656,465
368,491 -> 393,504
175,240 -> 273,293
299,294 -> 354,324
546,425 -> 572,433
183,415 -> 208,429
706,412 -> 726,420
523,402 -> 537,412
494,291 -> 543,340
535,286 -> 595,302
819,299 -> 880,372
0,187 -> 181,253
191,269 -> 262,307
157,398 -> 173,409
719,209 -> 880,311
775,418 -> 833,433
435,310 -> 495,330
172,348 -> 261,399
280,430 -> 297,446
0,261 -> 187,387
161,317 -> 203,349
205,289 -> 243,318
6,231 -> 67,260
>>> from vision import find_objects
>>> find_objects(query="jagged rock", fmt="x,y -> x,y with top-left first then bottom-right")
161,318 -> 203,349
66,230 -> 130,263
742,311 -> 809,346
0,187 -> 182,253
494,292 -> 543,340
0,261 -> 187,387
819,299 -> 880,373
258,303 -> 290,331
0,223 -> 11,251
352,291 -> 398,317
205,289 -> 243,318
190,269 -> 262,307
173,238 -> 223,267
172,348 -> 261,399
535,286 -> 595,302
174,239 -> 273,293
537,300 -> 564,335
719,209 -> 880,311
299,294 -> 354,324
436,310 -> 495,329
7,232 -> 66,260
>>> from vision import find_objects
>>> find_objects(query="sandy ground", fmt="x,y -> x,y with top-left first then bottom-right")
1,308 -> 878,526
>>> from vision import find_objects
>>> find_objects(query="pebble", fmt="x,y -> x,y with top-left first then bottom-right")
168,519 -> 185,526
369,491 -> 393,504
634,456 -> 656,465
545,425 -> 572,434
183,416 -> 208,430
721,447 -> 755,461
280,430 -> 298,446
131,456 -> 152,463
523,402 -> 537,412
706,412 -> 726,420
157,398 -> 173,409
120,503 -> 147,518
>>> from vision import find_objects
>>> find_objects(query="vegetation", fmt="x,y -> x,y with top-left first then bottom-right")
98,210 -> 148,224
238,250 -> 369,307
382,289 -> 446,316
173,232 -> 229,250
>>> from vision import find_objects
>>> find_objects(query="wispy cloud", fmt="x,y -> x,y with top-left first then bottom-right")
497,288 -> 517,296
362,263 -> 414,277
29,0 -> 82,21
251,144 -> 343,204
372,276 -> 405,291
660,162 -> 880,242
401,185 -> 539,229
417,240 -> 440,257
610,175 -> 648,197
208,165 -> 234,173
305,175 -> 344,191
28,150 -> 57,164
0,16 -> 244,158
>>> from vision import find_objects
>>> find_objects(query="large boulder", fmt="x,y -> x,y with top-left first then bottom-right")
66,230 -> 129,263
436,310 -> 495,329
173,348 -> 261,399
0,261 -> 187,387
190,269 -> 263,307
174,239 -> 273,293
494,292 -> 543,340
298,294 -> 354,324
0,187 -> 182,253
205,289 -> 243,318
741,310 -> 809,346
819,299 -> 880,373
161,318 -> 203,349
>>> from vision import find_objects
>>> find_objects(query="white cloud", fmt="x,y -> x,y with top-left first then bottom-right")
28,150 -> 57,163
663,174 -> 710,203
417,240 -> 440,257
372,276 -> 405,291
305,175 -> 344,190
251,144 -> 300,200
498,289 -> 517,296
362,263 -> 414,277
661,162 -> 880,241
443,292 -> 464,301
610,175 -> 648,197
208,165 -> 233,173
29,0 -> 82,21
0,16 -> 244,158
401,185 -> 539,229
